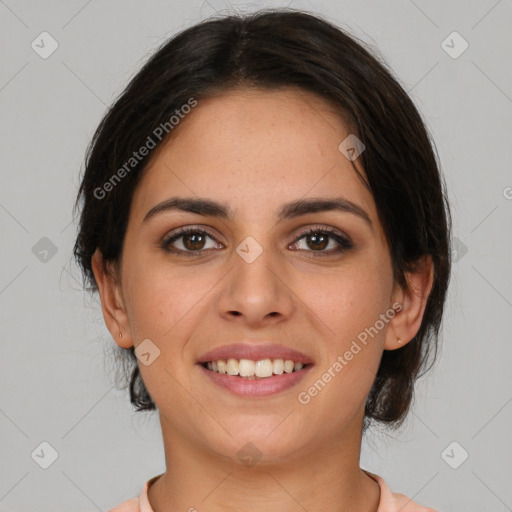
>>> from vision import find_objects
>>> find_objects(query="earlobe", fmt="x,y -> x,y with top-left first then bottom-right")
384,255 -> 434,351
91,249 -> 134,349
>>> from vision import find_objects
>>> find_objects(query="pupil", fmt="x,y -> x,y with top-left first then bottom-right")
309,233 -> 327,250
185,233 -> 204,250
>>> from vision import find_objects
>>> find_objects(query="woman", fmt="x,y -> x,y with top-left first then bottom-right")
73,8 -> 451,512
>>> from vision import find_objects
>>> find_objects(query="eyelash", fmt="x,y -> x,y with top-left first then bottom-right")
160,225 -> 353,258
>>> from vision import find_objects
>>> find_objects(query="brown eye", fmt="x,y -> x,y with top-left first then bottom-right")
161,227 -> 222,256
304,232 -> 329,251
291,227 -> 353,256
181,232 -> 207,251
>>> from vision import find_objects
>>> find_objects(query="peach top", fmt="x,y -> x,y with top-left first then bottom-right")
109,471 -> 437,511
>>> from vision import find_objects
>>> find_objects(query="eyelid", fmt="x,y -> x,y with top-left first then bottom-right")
161,225 -> 220,246
291,224 -> 351,243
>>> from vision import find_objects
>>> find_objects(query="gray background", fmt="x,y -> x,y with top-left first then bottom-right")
1,0 -> 511,510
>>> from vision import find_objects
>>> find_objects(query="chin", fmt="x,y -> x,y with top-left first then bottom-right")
207,419 -> 305,466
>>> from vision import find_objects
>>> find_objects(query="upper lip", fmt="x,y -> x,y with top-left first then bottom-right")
197,343 -> 314,365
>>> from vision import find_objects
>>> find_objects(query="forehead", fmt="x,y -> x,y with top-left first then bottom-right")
130,87 -> 377,226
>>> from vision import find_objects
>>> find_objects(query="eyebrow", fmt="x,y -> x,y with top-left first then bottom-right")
143,196 -> 372,229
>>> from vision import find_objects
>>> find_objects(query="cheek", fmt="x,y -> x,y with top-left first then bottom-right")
122,263 -> 211,409
297,260 -> 393,344
122,258 -> 217,343
309,261 -> 393,402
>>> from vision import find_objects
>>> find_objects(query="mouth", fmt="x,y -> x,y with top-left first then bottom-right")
197,358 -> 314,398
199,358 -> 311,379
196,343 -> 314,397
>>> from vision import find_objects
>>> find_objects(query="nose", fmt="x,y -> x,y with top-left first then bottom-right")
215,246 -> 295,327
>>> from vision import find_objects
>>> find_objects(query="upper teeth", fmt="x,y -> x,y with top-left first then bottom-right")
206,358 -> 304,378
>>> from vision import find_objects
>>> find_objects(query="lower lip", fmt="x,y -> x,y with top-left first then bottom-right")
197,364 -> 313,398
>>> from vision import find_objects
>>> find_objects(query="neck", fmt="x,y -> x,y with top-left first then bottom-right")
147,415 -> 380,512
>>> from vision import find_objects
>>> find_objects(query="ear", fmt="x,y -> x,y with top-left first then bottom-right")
384,255 -> 434,351
91,248 -> 134,349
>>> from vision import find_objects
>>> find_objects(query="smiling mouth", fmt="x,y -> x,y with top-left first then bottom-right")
200,358 -> 311,379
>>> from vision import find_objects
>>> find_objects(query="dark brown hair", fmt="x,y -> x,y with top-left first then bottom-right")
73,8 -> 451,431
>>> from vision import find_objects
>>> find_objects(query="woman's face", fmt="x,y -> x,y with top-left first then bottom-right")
108,87 -> 400,463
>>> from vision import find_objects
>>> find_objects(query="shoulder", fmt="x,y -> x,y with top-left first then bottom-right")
108,496 -> 140,512
364,470 -> 438,512
381,489 -> 438,512
109,474 -> 162,512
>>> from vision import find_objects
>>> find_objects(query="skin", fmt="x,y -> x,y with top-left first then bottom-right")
92,87 -> 433,512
